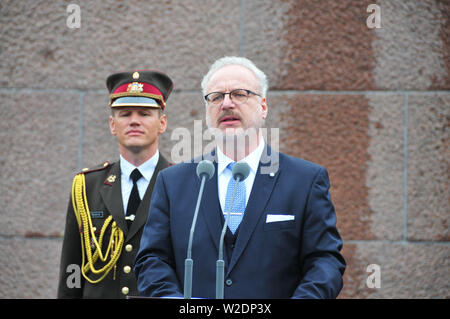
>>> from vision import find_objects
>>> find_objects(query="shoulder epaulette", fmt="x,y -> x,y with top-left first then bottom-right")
78,161 -> 111,174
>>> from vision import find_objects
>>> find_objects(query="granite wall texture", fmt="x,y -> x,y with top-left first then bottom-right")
0,0 -> 448,298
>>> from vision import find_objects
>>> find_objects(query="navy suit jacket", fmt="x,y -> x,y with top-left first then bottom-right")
135,147 -> 346,298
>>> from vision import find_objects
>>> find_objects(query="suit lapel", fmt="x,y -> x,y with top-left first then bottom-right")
127,154 -> 169,239
227,145 -> 281,275
99,162 -> 128,236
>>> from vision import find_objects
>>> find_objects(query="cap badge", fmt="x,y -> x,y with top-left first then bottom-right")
127,82 -> 144,93
132,71 -> 140,80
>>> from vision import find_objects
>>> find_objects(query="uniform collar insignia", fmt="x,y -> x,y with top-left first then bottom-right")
106,174 -> 116,183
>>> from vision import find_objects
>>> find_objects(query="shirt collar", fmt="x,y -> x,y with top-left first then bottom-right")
120,150 -> 159,182
217,139 -> 265,175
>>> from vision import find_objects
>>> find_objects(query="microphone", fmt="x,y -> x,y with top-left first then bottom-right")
216,162 -> 250,299
184,160 -> 215,299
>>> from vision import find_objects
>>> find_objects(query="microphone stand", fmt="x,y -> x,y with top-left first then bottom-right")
184,173 -> 207,299
216,176 -> 240,299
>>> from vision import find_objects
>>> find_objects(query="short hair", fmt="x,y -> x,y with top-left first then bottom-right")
201,56 -> 268,98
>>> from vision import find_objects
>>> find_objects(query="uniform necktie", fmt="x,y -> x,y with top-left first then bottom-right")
223,162 -> 246,234
126,168 -> 142,228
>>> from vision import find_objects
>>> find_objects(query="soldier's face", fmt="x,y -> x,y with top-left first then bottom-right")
109,107 -> 166,153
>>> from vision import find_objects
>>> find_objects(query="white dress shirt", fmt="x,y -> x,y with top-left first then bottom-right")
120,151 -> 159,215
216,139 -> 265,213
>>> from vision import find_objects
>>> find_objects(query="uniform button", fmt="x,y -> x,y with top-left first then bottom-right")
125,244 -> 133,252
122,287 -> 129,295
123,266 -> 131,274
225,279 -> 233,286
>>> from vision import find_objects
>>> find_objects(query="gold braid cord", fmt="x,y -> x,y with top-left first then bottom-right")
71,173 -> 124,284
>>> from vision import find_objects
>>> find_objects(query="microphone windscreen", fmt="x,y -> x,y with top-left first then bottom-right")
196,160 -> 215,180
232,162 -> 250,181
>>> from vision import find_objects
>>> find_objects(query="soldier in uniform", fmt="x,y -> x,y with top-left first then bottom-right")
57,70 -> 173,298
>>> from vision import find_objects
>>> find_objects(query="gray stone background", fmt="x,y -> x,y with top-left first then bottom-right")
0,0 -> 448,298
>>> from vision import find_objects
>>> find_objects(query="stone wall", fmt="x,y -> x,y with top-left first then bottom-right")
0,0 -> 448,298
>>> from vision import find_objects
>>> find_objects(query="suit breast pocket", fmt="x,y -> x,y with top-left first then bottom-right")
263,213 -> 296,231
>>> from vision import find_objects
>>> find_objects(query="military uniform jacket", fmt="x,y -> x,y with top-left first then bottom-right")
57,155 -> 169,298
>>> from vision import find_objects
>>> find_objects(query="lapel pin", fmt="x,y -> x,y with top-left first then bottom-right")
106,175 -> 116,183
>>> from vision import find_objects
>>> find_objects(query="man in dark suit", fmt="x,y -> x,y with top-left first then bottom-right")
57,70 -> 173,298
135,57 -> 346,298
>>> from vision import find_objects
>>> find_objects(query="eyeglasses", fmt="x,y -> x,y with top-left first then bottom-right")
204,89 -> 261,106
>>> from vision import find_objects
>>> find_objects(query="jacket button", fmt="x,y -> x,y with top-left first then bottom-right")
125,244 -> 133,252
225,278 -> 233,286
122,287 -> 129,295
123,266 -> 131,274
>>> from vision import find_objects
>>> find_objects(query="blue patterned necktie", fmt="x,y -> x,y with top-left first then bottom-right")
224,162 -> 246,234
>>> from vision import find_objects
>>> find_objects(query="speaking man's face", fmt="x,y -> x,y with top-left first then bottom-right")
205,64 -> 267,141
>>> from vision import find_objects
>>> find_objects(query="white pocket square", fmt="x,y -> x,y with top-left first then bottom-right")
266,214 -> 295,223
